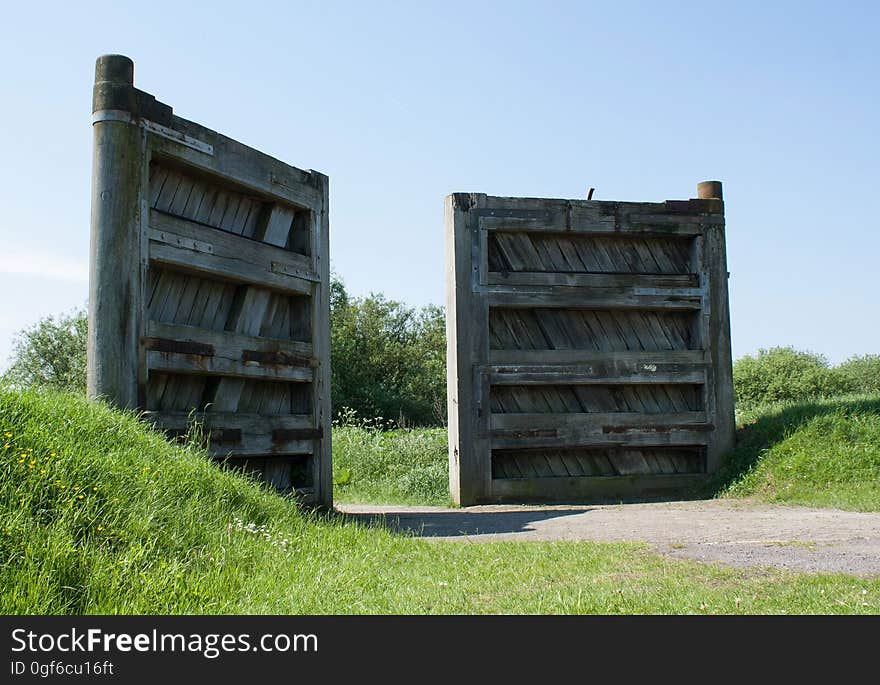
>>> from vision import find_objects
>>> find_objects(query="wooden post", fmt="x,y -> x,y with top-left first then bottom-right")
312,171 -> 333,508
87,55 -> 144,409
697,180 -> 735,470
697,180 -> 723,201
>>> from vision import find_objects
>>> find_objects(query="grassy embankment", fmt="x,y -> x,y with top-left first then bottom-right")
1,387 -> 879,615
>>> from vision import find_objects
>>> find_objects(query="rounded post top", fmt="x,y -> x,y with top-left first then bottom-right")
697,180 -> 723,200
95,54 -> 134,86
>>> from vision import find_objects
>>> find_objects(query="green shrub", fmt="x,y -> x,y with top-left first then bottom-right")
3,308 -> 87,392
330,276 -> 446,426
732,347 -> 850,409
834,355 -> 880,395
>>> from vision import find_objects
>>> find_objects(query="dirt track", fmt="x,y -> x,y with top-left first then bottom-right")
338,499 -> 880,577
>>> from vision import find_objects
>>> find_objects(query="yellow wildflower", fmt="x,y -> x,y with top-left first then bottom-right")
97,526 -> 104,532
4,433 -> 11,438
77,495 -> 84,500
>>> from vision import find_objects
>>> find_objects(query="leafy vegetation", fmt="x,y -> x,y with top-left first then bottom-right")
3,308 -> 87,392
834,355 -> 880,396
2,387 -> 878,615
732,347 -> 849,409
329,276 -> 446,427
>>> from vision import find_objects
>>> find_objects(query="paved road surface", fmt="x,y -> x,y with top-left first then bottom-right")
338,499 -> 880,576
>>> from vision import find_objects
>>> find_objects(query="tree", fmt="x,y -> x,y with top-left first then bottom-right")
3,308 -> 87,392
330,276 -> 446,426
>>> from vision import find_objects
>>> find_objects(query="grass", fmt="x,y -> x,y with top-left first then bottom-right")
709,393 -> 880,511
2,386 -> 879,615
332,423 -> 448,505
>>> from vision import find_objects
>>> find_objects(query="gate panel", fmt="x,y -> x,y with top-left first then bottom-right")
445,187 -> 734,505
87,55 -> 331,506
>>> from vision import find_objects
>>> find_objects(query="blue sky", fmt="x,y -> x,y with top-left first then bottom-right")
0,1 -> 877,366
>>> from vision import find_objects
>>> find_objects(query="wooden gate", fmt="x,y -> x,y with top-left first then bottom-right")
87,55 -> 331,506
445,185 -> 734,505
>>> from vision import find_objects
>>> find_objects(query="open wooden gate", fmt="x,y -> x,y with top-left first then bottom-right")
445,186 -> 734,505
88,55 -> 331,505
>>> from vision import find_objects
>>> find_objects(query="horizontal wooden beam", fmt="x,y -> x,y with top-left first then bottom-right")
144,411 -> 317,457
146,321 -> 313,364
489,427 -> 712,450
146,349 -> 313,382
486,473 -> 708,503
490,411 -> 708,431
487,361 -> 706,386
148,210 -> 316,295
148,123 -> 322,211
488,349 -> 706,366
486,291 -> 702,310
486,272 -> 699,289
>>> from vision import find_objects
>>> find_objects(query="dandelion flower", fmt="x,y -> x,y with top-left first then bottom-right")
77,495 -> 84,500
4,433 -> 11,438
50,452 -> 56,457
93,487 -> 98,492
97,526 -> 104,532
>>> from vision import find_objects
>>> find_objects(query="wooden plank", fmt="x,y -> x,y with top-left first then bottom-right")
148,210 -> 315,292
487,473 -> 708,503
446,193 -> 491,505
490,412 -> 708,430
486,291 -> 702,310
488,362 -> 706,385
310,171 -> 333,507
147,119 -> 322,211
147,411 -> 315,457
704,218 -> 736,471
486,272 -> 698,289
146,349 -> 313,382
490,427 -> 711,450
146,320 -> 313,361
146,411 -> 313,431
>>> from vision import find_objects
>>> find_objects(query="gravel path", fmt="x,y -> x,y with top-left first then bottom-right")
338,500 -> 880,577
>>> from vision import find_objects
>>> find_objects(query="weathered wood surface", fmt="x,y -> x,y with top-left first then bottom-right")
87,54 -> 331,506
446,185 -> 735,505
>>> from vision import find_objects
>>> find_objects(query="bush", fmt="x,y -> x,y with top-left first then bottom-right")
834,355 -> 880,395
3,308 -> 87,392
330,276 -> 446,426
732,347 -> 851,410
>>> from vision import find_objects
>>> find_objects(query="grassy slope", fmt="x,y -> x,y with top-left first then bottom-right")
2,388 -> 879,615
710,394 -> 880,511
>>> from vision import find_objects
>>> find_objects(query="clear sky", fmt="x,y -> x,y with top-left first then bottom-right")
0,0 -> 877,367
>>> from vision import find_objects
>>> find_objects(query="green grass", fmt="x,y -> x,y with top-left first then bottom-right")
709,394 -> 880,511
2,387 -> 879,615
332,424 -> 448,505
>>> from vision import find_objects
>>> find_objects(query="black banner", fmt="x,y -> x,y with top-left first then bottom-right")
1,615 -> 874,682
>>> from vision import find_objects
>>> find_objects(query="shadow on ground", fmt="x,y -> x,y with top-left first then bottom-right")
703,395 -> 880,497
339,507 -> 593,537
